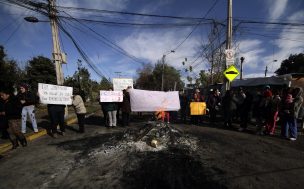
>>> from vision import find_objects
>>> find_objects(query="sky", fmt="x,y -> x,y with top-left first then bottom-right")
0,0 -> 303,84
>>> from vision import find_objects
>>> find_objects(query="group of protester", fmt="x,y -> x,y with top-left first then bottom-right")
180,86 -> 303,141
0,84 -> 87,148
0,83 -> 303,150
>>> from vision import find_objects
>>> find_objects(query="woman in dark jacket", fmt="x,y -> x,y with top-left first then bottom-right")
239,91 -> 253,131
222,90 -> 237,128
121,89 -> 131,127
104,89 -> 118,127
0,89 -> 27,149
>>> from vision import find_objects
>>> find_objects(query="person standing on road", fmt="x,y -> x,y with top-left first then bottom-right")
262,86 -> 279,136
222,90 -> 237,128
207,89 -> 221,123
239,91 -> 253,131
17,84 -> 39,134
104,88 -> 118,127
281,94 -> 297,140
121,88 -> 131,127
72,88 -> 87,133
0,89 -> 27,149
0,97 -> 9,139
264,90 -> 281,135
47,104 -> 66,138
179,91 -> 189,124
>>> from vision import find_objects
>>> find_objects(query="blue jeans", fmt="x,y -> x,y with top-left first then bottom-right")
283,117 -> 297,138
22,105 -> 38,133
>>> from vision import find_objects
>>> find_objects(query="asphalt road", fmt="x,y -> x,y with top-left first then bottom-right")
0,112 -> 304,189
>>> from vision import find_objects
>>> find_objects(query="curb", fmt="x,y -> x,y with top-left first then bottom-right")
0,114 -> 88,155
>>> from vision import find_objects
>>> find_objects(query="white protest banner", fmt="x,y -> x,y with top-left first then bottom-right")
38,83 -> 73,105
129,89 -> 180,112
113,78 -> 133,91
100,90 -> 123,102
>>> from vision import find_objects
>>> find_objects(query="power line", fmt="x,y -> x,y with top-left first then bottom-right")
61,11 -> 146,65
171,0 -> 220,52
57,15 -> 213,28
57,19 -> 111,81
59,19 -> 113,79
3,19 -> 23,45
56,5 -> 214,22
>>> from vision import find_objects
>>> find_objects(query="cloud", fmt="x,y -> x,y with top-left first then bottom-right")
119,30 -> 201,67
58,0 -> 129,12
237,39 -> 265,75
262,10 -> 304,74
266,0 -> 289,20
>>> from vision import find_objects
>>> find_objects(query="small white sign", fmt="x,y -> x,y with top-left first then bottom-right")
38,83 -> 73,105
100,90 -> 123,102
225,49 -> 235,65
113,78 -> 133,91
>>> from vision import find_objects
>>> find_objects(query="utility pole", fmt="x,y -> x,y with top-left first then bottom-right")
48,0 -> 65,85
240,57 -> 244,80
225,0 -> 233,90
161,50 -> 175,91
161,55 -> 166,91
265,66 -> 268,77
77,59 -> 82,90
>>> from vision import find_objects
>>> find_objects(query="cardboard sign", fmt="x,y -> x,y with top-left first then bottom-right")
38,83 -> 73,105
190,102 -> 207,115
100,90 -> 123,102
129,89 -> 180,112
113,78 -> 133,91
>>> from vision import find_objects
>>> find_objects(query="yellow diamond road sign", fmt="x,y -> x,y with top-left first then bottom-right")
224,65 -> 239,82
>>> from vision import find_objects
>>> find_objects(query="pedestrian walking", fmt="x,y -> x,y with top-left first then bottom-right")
72,88 -> 87,133
17,84 -> 38,133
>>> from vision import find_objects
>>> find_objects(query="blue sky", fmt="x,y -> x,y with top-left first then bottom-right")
0,0 -> 303,83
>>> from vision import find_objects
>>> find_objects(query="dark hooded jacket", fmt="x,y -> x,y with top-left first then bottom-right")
17,91 -> 37,106
3,95 -> 22,120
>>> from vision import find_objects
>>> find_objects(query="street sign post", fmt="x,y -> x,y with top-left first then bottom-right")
224,65 -> 239,82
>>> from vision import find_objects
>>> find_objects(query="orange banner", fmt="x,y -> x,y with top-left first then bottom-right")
190,102 -> 206,115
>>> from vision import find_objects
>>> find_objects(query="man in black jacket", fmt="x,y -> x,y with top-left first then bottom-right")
0,89 -> 27,149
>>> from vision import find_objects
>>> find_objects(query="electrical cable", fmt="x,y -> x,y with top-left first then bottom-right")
3,19 -> 23,45
57,19 -> 111,81
59,19 -> 114,79
171,0 -> 220,52
56,5 -> 214,21
61,11 -> 146,65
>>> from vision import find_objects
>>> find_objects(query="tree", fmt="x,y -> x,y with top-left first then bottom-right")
25,56 -> 56,90
275,53 -> 304,75
193,21 -> 227,87
136,61 -> 184,91
0,45 -> 24,90
135,63 -> 155,90
99,77 -> 112,90
64,66 -> 95,101
199,70 -> 208,87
